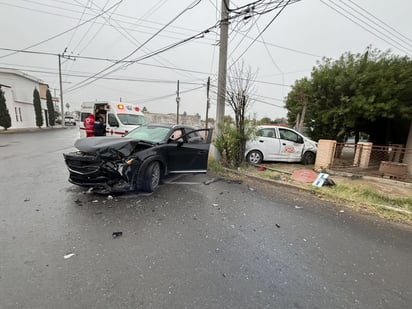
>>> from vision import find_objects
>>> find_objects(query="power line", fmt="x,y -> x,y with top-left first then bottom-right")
0,0 -> 124,59
229,0 -> 294,69
0,65 -> 204,85
136,85 -> 205,104
346,0 -> 412,46
0,47 -> 292,87
0,0 -> 320,59
65,0 -> 203,93
84,0 -> 199,81
253,97 -> 285,108
321,0 -> 412,55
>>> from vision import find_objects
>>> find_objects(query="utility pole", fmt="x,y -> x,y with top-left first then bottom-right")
58,54 -> 64,126
205,76 -> 210,129
58,52 -> 75,126
215,0 -> 230,137
176,80 -> 180,124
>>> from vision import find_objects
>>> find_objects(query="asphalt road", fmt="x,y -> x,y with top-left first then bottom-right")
0,128 -> 411,309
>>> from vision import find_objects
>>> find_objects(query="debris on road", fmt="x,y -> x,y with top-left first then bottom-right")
312,173 -> 336,187
212,203 -> 219,207
85,187 -> 94,194
107,195 -> 113,200
294,205 -> 303,209
257,165 -> 266,171
292,169 -> 318,183
112,232 -> 123,238
204,177 -> 221,185
64,253 -> 75,260
24,198 -> 30,202
275,224 -> 280,228
92,200 -> 99,203
74,198 -> 83,206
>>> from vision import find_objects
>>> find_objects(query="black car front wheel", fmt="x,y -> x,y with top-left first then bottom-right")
141,161 -> 161,193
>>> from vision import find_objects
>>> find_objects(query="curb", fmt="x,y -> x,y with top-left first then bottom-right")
220,167 -> 412,216
324,168 -> 412,190
0,126 -> 67,134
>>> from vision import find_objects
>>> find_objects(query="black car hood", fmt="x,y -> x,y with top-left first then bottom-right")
74,137 -> 154,159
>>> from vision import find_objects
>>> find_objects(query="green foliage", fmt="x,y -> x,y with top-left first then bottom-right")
214,121 -> 241,168
33,88 -> 43,128
0,87 -> 12,130
214,120 -> 254,168
207,117 -> 215,125
258,117 -> 272,125
46,89 -> 55,127
285,47 -> 412,143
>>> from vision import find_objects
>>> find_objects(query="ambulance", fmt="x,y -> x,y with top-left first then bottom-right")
79,101 -> 147,137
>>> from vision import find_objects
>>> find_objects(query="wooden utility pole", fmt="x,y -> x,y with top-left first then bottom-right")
176,80 -> 180,124
215,0 -> 230,137
205,76 -> 210,129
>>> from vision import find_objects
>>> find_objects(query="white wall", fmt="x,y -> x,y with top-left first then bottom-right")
0,72 -> 47,129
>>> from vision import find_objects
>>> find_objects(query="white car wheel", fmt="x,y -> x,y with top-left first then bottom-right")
247,150 -> 263,164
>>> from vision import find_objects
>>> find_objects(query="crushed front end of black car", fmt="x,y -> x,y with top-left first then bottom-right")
63,137 -> 151,193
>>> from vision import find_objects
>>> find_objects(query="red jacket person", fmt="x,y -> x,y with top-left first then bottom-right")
84,113 -> 95,137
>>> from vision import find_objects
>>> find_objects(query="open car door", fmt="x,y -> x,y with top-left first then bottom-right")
166,128 -> 213,173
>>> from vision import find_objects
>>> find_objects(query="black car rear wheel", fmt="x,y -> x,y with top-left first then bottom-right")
142,161 -> 161,193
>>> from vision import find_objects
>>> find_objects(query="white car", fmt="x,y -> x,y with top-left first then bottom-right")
245,125 -> 317,165
64,116 -> 76,126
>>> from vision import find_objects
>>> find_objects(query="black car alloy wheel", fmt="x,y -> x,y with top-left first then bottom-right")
142,161 -> 161,192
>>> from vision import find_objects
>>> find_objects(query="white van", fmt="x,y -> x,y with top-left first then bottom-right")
79,101 -> 147,137
245,125 -> 318,165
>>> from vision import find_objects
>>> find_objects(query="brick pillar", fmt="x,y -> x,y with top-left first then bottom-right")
315,140 -> 336,171
357,142 -> 373,168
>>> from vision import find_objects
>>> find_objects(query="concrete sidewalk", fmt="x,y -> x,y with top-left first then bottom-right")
0,126 -> 66,134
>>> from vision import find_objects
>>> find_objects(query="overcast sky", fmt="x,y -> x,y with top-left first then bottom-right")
1,0 -> 411,120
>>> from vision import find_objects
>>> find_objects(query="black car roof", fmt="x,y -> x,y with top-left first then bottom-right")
144,123 -> 196,130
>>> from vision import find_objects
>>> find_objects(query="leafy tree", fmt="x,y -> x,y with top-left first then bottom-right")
273,117 -> 288,125
285,47 -> 412,143
258,117 -> 272,125
33,88 -> 43,128
46,89 -> 55,127
142,106 -> 148,113
0,86 -> 11,130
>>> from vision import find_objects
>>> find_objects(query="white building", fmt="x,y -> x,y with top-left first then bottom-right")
0,68 -> 51,129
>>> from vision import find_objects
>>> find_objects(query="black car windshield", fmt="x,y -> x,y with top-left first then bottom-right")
125,125 -> 171,143
117,114 -> 147,125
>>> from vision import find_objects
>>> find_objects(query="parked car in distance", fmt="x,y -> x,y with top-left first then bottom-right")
64,116 -> 76,126
245,125 -> 317,165
63,123 -> 213,194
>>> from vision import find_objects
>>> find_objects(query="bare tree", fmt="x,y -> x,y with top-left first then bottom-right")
226,61 -> 256,165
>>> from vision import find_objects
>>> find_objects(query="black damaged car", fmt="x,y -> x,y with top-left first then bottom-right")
63,123 -> 213,194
